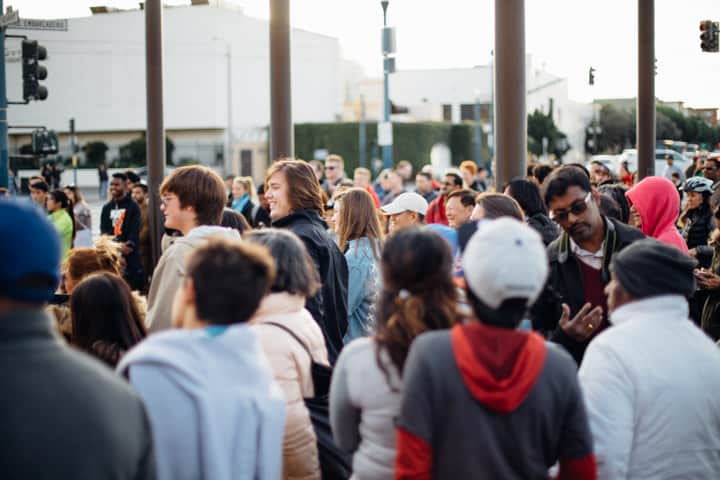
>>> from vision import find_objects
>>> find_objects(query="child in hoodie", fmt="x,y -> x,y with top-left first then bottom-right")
119,239 -> 286,480
146,165 -> 241,332
395,219 -> 596,480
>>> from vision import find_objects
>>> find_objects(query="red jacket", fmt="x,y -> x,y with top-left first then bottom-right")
426,195 -> 448,225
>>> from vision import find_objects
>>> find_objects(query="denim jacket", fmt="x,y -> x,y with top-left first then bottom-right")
344,237 -> 381,343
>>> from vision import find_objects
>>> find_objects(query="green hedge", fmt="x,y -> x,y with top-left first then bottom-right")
293,122 -> 489,174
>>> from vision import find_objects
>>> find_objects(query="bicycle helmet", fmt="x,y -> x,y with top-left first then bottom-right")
682,177 -> 714,193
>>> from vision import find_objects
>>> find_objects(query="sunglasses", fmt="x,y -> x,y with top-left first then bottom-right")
704,166 -> 717,171
550,192 -> 592,223
325,166 -> 337,171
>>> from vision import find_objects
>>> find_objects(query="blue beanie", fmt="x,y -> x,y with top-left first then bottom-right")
0,198 -> 61,302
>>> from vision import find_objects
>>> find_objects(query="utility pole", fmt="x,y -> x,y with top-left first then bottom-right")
473,90 -> 482,166
358,94 -> 367,168
380,0 -> 394,169
70,118 -> 77,186
0,1 -> 9,189
637,0 -> 655,179
494,0 -> 526,187
270,0 -> 293,161
145,0 -> 165,268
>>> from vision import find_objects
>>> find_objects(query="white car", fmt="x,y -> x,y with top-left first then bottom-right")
617,149 -> 690,179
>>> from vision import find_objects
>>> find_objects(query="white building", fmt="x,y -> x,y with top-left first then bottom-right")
343,58 -> 593,163
6,0 -> 345,180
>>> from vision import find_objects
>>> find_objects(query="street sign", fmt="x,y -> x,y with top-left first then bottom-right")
8,18 -> 68,31
0,10 -> 19,28
378,122 -> 393,146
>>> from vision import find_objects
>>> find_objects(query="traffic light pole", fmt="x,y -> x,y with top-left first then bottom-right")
0,0 -> 9,189
637,0 -> 655,179
494,0 -> 526,187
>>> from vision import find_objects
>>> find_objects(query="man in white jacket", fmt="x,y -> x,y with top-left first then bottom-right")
146,165 -> 240,332
579,238 -> 720,479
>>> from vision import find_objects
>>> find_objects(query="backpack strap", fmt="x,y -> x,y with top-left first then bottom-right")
262,321 -> 314,362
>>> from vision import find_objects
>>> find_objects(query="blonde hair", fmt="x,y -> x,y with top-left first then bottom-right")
64,236 -> 122,283
233,176 -> 259,203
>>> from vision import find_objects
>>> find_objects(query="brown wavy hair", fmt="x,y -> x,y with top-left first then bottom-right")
375,227 -> 457,389
335,188 -> 384,260
265,158 -> 324,214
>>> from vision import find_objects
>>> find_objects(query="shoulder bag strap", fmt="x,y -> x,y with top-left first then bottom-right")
263,321 -> 314,362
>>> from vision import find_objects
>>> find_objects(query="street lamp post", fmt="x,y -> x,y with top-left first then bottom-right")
381,0 -> 393,169
473,89 -> 482,166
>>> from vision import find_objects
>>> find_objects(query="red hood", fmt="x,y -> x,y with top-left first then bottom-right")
451,323 -> 546,413
625,177 -> 680,239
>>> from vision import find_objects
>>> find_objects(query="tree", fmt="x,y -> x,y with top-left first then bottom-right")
527,109 -> 570,158
116,136 -> 175,167
82,141 -> 109,167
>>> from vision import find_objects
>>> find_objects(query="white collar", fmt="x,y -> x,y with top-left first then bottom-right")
610,295 -> 689,326
569,238 -> 604,258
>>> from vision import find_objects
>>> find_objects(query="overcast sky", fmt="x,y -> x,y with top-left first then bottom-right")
7,0 -> 720,107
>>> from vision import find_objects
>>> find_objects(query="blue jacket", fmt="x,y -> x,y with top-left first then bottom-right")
344,237 -> 381,343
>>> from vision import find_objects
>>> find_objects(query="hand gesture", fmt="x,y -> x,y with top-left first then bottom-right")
696,269 -> 720,291
559,302 -> 603,342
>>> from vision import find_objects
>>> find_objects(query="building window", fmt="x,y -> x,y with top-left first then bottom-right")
442,105 -> 452,122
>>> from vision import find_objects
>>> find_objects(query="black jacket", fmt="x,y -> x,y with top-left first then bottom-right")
101,194 -> 142,267
531,217 -> 644,364
0,310 -> 155,479
683,204 -> 715,268
273,209 -> 349,363
240,200 -> 272,229
528,212 -> 560,246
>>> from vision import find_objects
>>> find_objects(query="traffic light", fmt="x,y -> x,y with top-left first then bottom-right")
588,67 -> 595,85
31,129 -> 59,155
22,39 -> 48,101
700,20 -> 719,52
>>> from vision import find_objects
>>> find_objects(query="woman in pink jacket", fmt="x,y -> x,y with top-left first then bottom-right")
247,229 -> 329,480
626,176 -> 689,254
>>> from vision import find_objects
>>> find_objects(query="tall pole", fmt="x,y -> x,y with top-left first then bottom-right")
225,42 -> 233,174
494,0 -> 526,187
70,118 -> 77,187
0,0 -> 8,189
381,0 -> 393,169
474,95 -> 482,166
637,0 -> 655,179
145,0 -> 166,268
359,94 -> 367,168
270,0 -> 293,161
489,50 -> 494,168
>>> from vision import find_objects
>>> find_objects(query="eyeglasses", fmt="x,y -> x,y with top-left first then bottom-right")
325,166 -> 337,171
443,181 -> 455,187
704,165 -> 717,171
549,192 -> 592,223
160,195 -> 176,207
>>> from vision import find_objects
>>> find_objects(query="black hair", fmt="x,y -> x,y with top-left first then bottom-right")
221,208 -> 251,236
132,183 -> 149,193
29,179 -> 49,192
465,288 -> 529,329
543,165 -> 593,206
445,172 -> 463,187
49,190 -> 76,240
599,193 -> 622,222
506,177 -> 547,216
125,170 -> 141,184
244,229 -> 320,298
71,272 -> 146,367
112,172 -> 128,182
257,183 -> 266,195
598,183 -> 630,223
532,164 -> 554,185
416,171 -> 433,181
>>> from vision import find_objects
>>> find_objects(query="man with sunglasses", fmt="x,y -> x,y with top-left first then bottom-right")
531,166 -> 644,365
426,171 -> 463,225
321,154 -> 346,197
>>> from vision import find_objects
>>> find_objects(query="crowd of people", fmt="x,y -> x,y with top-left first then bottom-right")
2,152 -> 720,480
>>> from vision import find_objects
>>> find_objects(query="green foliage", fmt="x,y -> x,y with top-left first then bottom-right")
527,109 -> 570,157
82,141 -> 109,167
115,136 -> 175,168
589,103 -> 720,153
293,122 -> 488,175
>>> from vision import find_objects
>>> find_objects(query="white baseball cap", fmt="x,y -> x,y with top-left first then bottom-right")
381,192 -> 429,216
462,218 -> 548,309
